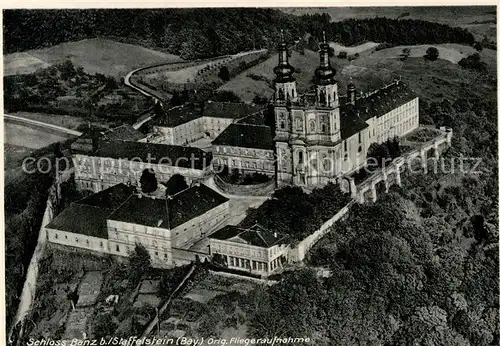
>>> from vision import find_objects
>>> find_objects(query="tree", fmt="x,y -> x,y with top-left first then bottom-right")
58,60 -> 76,80
425,47 -> 439,61
165,174 -> 188,195
367,142 -> 391,167
218,66 -> 230,82
252,95 -> 268,105
139,169 -> 158,193
93,312 -> 117,339
473,41 -> 483,52
128,243 -> 152,284
213,90 -> 241,103
458,53 -> 487,72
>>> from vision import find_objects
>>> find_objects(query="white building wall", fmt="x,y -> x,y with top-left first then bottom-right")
209,237 -> 289,275
212,145 -> 275,175
46,228 -> 112,255
152,117 -> 235,146
171,201 -> 231,249
73,155 -> 209,193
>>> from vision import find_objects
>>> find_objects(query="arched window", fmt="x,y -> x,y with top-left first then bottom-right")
309,120 -> 316,132
291,89 -> 295,98
298,151 -> 304,164
321,123 -> 327,133
280,121 -> 285,129
333,91 -> 337,101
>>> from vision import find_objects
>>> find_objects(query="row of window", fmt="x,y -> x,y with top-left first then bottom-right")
52,232 -> 104,248
227,256 -> 270,272
222,158 -> 273,171
279,118 -> 335,134
215,146 -> 273,158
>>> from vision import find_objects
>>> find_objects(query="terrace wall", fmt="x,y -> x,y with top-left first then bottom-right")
289,201 -> 355,262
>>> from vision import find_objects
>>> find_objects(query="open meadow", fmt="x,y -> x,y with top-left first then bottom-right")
219,40 -> 494,104
4,38 -> 182,77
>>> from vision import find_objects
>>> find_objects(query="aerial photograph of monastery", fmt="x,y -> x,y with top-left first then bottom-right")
3,6 -> 498,346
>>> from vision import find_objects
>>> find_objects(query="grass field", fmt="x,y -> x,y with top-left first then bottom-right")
220,40 -> 495,104
5,38 -> 182,77
218,49 -> 343,102
3,52 -> 51,76
329,41 -> 380,55
9,112 -> 89,130
4,120 -> 75,150
369,43 -> 478,64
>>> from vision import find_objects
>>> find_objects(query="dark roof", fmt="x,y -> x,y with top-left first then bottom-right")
339,81 -> 416,140
153,103 -> 203,127
101,124 -> 146,142
209,224 -> 289,248
76,183 -> 135,209
46,204 -> 111,238
203,101 -> 261,119
339,109 -> 369,140
108,183 -> 229,229
212,124 -> 274,150
94,141 -> 212,170
346,81 -> 417,121
46,184 -> 136,238
152,102 -> 261,127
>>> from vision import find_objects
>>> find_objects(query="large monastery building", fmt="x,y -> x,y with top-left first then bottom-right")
60,32 -> 425,272
46,182 -> 230,267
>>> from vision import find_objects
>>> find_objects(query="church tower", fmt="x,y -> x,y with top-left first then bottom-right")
274,31 -> 343,188
314,32 -> 339,108
273,30 -> 297,103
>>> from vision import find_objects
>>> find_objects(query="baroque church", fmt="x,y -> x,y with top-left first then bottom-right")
270,31 -> 419,187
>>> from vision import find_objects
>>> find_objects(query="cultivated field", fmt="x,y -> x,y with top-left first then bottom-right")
5,38 -> 182,77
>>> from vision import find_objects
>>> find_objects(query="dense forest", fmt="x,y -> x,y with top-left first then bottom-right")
4,9 -> 476,59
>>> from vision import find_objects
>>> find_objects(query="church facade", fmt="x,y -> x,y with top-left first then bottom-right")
272,32 -> 419,187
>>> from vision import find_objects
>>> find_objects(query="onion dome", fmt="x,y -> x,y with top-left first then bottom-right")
314,31 -> 336,85
274,30 -> 295,83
